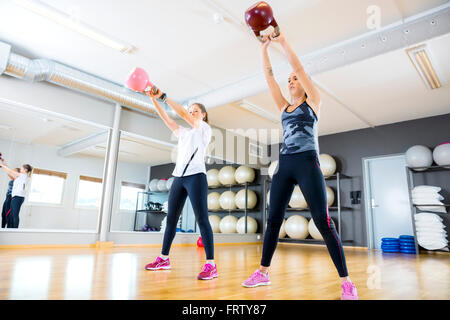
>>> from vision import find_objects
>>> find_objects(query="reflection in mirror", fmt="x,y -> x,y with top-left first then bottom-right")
110,132 -> 175,232
0,103 -> 107,231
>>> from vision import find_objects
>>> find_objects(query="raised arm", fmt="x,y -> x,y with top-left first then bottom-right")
0,161 -> 20,179
164,97 -> 200,129
261,35 -> 290,112
274,32 -> 321,109
145,92 -> 179,133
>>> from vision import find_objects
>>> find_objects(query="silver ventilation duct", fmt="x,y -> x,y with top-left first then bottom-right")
0,41 -> 178,118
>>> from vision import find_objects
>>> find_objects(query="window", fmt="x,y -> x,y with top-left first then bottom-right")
28,169 -> 67,205
120,182 -> 146,211
76,176 -> 103,208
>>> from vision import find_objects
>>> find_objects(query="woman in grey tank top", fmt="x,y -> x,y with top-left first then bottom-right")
242,31 -> 358,300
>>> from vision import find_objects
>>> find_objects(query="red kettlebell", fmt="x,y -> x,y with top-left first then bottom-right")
245,1 -> 280,42
197,236 -> 204,248
125,67 -> 158,94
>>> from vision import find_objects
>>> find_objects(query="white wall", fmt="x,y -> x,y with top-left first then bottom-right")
0,138 -> 149,231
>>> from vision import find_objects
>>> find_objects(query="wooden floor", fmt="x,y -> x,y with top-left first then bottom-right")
0,243 -> 449,300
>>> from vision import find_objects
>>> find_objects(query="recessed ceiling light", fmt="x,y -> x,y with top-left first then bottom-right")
14,0 -> 135,53
406,44 -> 442,90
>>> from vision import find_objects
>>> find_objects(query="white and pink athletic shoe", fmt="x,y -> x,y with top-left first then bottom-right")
242,270 -> 271,288
341,281 -> 358,300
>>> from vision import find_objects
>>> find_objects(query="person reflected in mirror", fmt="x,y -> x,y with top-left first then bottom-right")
1,167 -> 20,228
0,159 -> 33,228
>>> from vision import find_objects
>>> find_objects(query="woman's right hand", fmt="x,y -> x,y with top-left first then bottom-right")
261,34 -> 271,51
145,87 -> 163,100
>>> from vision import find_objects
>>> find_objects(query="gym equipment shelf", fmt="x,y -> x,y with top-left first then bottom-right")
208,183 -> 260,190
284,207 -> 353,211
208,209 -> 259,213
133,191 -> 169,232
262,172 -> 354,243
279,238 -> 354,245
406,165 -> 450,254
136,209 -> 166,213
207,181 -> 261,234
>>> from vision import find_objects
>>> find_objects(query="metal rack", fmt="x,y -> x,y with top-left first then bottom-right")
263,172 -> 353,245
133,190 -> 168,232
208,181 -> 261,234
406,165 -> 450,254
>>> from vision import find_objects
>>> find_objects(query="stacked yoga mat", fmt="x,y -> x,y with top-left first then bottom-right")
414,212 -> 448,250
381,235 -> 416,254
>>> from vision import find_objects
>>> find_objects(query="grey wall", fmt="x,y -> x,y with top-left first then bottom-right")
270,113 -> 450,247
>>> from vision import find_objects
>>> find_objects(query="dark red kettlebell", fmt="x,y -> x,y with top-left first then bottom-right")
245,1 -> 280,42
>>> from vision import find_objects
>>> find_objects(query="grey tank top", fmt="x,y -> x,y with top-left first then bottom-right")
280,101 -> 319,155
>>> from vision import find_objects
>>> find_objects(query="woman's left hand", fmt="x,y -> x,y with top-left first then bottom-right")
270,31 -> 286,44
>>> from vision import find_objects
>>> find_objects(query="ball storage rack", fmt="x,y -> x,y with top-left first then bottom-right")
263,172 -> 354,245
207,180 -> 261,234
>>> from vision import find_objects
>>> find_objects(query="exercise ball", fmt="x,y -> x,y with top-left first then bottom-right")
235,189 -> 257,209
285,215 -> 309,239
279,219 -> 286,238
326,186 -> 335,207
219,191 -> 236,210
319,154 -> 336,178
207,169 -> 221,187
166,177 -> 174,190
149,179 -> 159,191
157,179 -> 168,191
219,215 -> 238,233
197,236 -> 203,247
236,216 -> 258,234
268,161 -> 278,179
208,215 -> 221,233
219,166 -> 236,186
235,166 -> 255,184
406,145 -> 432,170
433,142 -> 450,167
289,186 -> 308,209
207,192 -> 221,211
309,218 -> 336,240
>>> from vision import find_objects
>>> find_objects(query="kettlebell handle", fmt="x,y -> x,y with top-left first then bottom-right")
257,25 -> 280,43
144,85 -> 159,95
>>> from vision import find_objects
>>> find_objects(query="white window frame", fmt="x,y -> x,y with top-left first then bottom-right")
74,175 -> 103,210
119,181 -> 146,212
25,169 -> 67,207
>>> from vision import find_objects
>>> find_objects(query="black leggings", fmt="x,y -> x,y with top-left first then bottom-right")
8,196 -> 24,229
2,194 -> 12,228
162,173 -> 214,259
262,151 -> 348,278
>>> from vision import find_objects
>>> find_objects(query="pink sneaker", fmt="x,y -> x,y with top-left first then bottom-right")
145,257 -> 171,270
242,270 -> 271,288
341,281 -> 358,300
197,263 -> 218,280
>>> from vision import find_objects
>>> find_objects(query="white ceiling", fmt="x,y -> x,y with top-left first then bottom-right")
0,0 -> 449,148
209,32 -> 450,142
